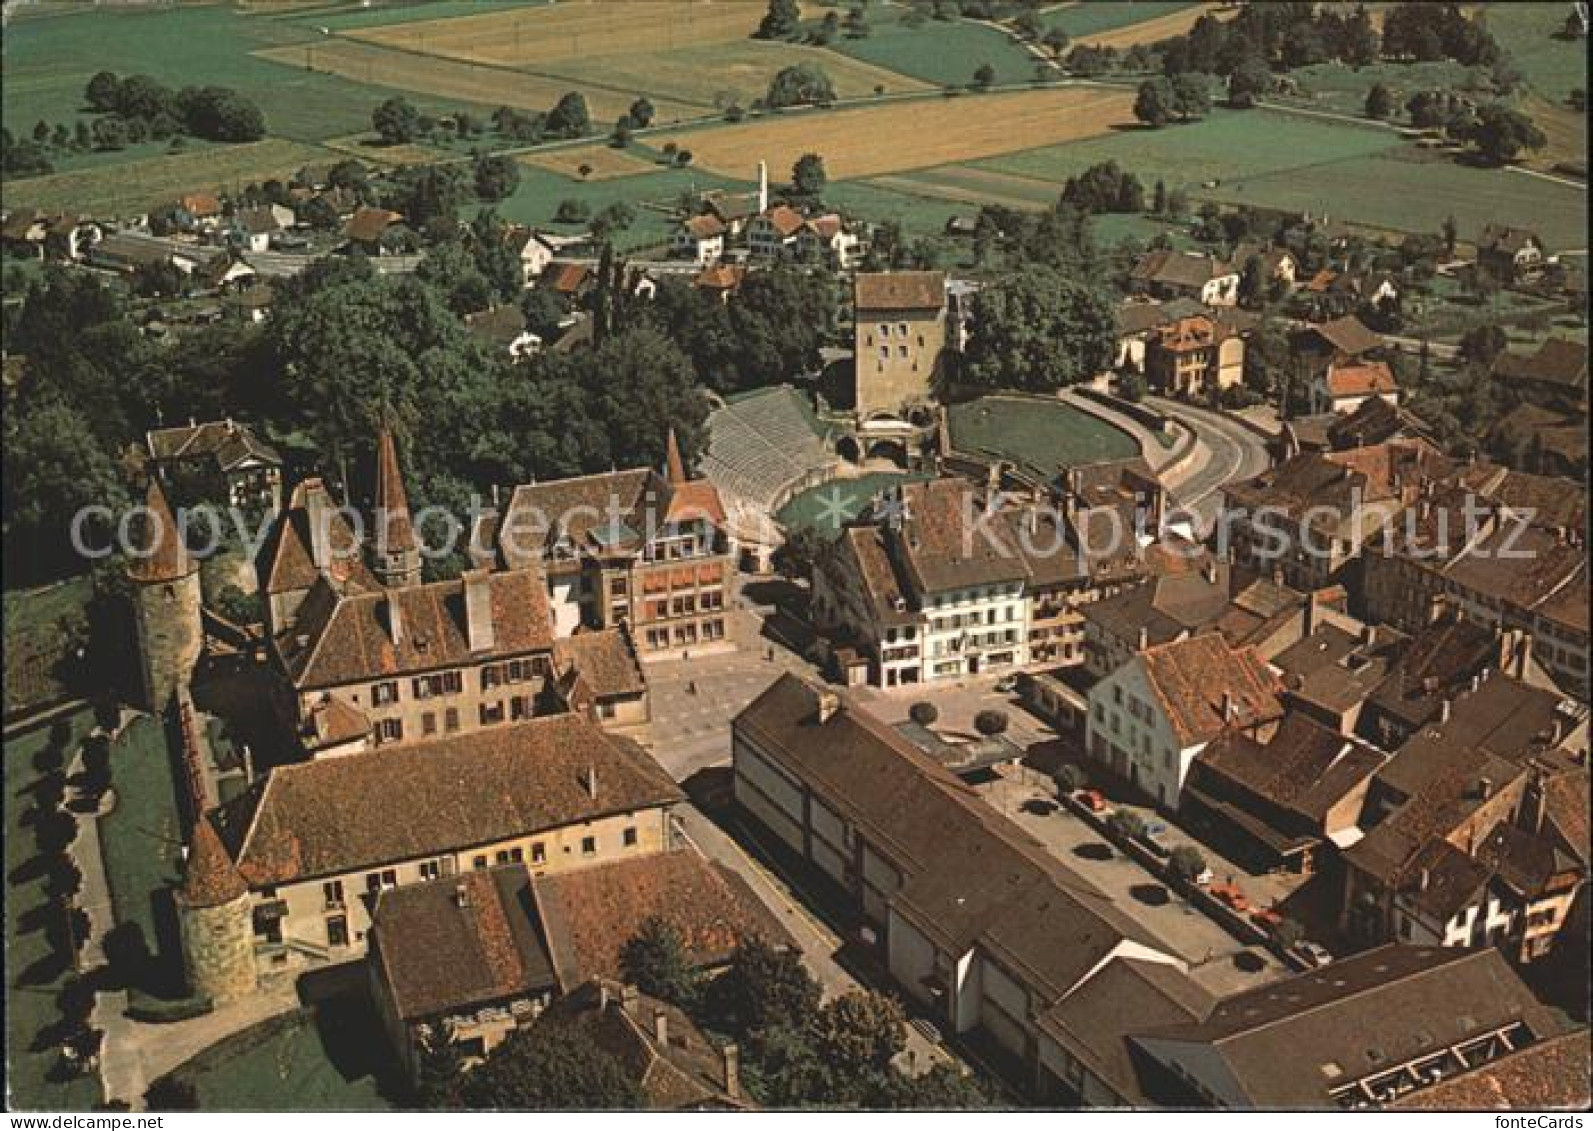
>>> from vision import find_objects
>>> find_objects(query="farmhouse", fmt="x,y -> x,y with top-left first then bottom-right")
1129,250 -> 1239,307
145,417 -> 283,514
1477,224 -> 1547,284
794,214 -> 861,270
1309,358 -> 1399,416
672,213 -> 726,266
746,204 -> 805,260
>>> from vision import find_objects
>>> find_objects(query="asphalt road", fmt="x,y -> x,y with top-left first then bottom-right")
1148,397 -> 1273,532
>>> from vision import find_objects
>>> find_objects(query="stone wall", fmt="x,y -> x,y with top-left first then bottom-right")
179,892 -> 257,1005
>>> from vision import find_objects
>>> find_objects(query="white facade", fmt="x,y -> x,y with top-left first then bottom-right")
1085,658 -> 1200,809
920,581 -> 1030,682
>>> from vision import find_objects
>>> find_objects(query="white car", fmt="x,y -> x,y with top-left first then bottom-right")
1301,942 -> 1334,968
994,674 -> 1018,693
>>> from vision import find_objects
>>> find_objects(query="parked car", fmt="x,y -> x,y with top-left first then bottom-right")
1212,884 -> 1251,913
1193,866 -> 1215,886
1076,789 -> 1109,813
1300,942 -> 1334,968
994,674 -> 1017,693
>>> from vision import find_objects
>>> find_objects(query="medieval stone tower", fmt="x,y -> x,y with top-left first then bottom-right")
176,815 -> 257,1005
127,477 -> 203,713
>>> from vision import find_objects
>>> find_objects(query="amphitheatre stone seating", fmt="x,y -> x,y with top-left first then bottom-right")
701,386 -> 837,514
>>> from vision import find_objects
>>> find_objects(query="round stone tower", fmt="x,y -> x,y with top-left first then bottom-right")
127,477 -> 203,713
176,815 -> 257,1005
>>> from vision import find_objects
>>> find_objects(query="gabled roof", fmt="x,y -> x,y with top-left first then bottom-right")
275,566 -> 554,689
1325,360 -> 1397,398
1130,249 -> 1234,289
854,270 -> 945,311
1302,315 -> 1384,358
1391,1029 -> 1592,1110
679,214 -> 725,240
693,263 -> 747,292
1492,338 -> 1588,393
1195,712 -> 1385,826
553,628 -> 647,700
260,477 -> 378,598
147,418 -> 281,471
893,478 -> 1031,595
126,477 -> 195,584
210,715 -> 683,886
754,204 -> 805,238
343,206 -> 402,242
1134,633 -> 1283,748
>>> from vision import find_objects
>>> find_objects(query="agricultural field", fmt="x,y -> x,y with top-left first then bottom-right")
1041,1 -> 1202,38
1,138 -> 330,215
652,86 -> 1136,181
278,0 -> 543,33
1062,0 -> 1230,48
532,40 -> 931,111
520,143 -> 661,181
820,9 -> 1038,87
252,38 -> 699,125
1484,1 -> 1585,105
341,0 -> 771,68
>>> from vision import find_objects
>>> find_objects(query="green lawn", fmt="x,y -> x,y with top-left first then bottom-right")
99,714 -> 184,991
1279,59 -> 1484,119
777,471 -> 933,536
1485,1 -> 1586,103
5,709 -> 102,1111
1041,1 -> 1200,37
821,12 -> 1038,88
947,395 -> 1138,477
167,996 -> 400,1111
3,577 -> 92,718
279,0 -> 543,33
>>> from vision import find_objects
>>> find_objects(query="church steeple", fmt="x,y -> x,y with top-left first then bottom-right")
372,425 -> 421,589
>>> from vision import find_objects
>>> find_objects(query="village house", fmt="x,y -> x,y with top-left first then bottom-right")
176,712 -> 686,999
746,204 -> 805,261
1269,619 -> 1406,737
1234,242 -> 1299,293
478,433 -> 736,657
504,225 -> 580,285
692,263 -> 748,303
1491,337 -> 1588,419
1309,358 -> 1400,416
177,191 -> 223,230
228,204 -> 294,253
1129,250 -> 1239,307
851,270 -> 948,419
1180,710 -> 1386,875
551,627 -> 650,735
146,417 -> 283,515
1085,632 -> 1284,809
810,478 -> 1031,687
794,213 -> 861,270
1144,314 -> 1245,399
672,213 -> 726,265
464,305 -> 540,360
1477,224 -> 1547,284
343,207 -> 406,255
367,846 -> 783,1087
1115,297 -> 1200,371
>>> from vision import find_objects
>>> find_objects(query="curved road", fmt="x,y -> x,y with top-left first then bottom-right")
1147,397 -> 1273,532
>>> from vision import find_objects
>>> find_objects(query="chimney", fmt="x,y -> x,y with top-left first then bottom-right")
463,568 -> 495,653
1203,559 -> 1218,585
1439,698 -> 1451,723
1221,691 -> 1235,723
1361,623 -> 1377,647
757,161 -> 769,214
1478,776 -> 1493,800
305,480 -> 334,571
620,984 -> 639,1012
453,882 -> 469,907
583,765 -> 598,801
653,1009 -> 669,1046
1137,626 -> 1150,651
1418,867 -> 1430,892
721,1044 -> 741,1101
816,690 -> 840,724
384,595 -> 404,647
599,984 -> 611,1011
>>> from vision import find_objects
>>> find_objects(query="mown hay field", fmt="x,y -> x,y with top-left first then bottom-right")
1,137 -> 329,214
1068,1 -> 1231,48
533,41 -> 932,110
651,86 -> 1136,182
342,0 -> 787,68
253,38 -> 700,124
519,143 -> 660,181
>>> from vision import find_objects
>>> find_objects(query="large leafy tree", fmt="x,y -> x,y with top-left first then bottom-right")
714,937 -> 821,1035
962,267 -> 1116,391
756,0 -> 802,40
766,63 -> 837,108
458,1022 -> 642,1109
372,96 -> 421,144
1462,102 -> 1546,165
618,916 -> 700,1008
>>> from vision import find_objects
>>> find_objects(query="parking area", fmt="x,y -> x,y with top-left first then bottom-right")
972,765 -> 1290,999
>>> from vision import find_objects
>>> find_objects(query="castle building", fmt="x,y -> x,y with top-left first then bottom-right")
127,477 -> 203,712
852,271 -> 947,420
176,815 -> 257,1005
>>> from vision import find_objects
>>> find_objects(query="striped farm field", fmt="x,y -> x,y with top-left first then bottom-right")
0,137 -> 329,214
253,38 -> 700,125
534,41 -> 931,111
867,165 -> 1069,212
342,0 -> 781,68
319,134 -> 455,166
1068,0 -> 1231,48
651,86 -> 1137,181
519,144 -> 660,181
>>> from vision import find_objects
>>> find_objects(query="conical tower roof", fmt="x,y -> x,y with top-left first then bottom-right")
126,477 -> 194,583
181,815 -> 248,908
665,428 -> 687,486
374,425 -> 417,554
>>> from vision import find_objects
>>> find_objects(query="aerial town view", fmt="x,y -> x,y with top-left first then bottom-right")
1,0 -> 1589,1117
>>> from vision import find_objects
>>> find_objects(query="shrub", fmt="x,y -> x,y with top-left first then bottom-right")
1106,809 -> 1146,841
973,708 -> 1008,736
1273,917 -> 1306,950
1168,845 -> 1207,883
1055,764 -> 1086,794
125,991 -> 214,1024
908,701 -> 939,726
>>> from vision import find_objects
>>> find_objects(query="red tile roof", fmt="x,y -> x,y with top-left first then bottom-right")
373,426 -> 416,554
1137,633 -> 1283,748
1326,359 -> 1397,398
126,478 -> 195,584
181,815 -> 248,907
854,270 -> 945,311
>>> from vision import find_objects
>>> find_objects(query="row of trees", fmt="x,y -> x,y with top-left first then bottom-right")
374,91 -> 594,147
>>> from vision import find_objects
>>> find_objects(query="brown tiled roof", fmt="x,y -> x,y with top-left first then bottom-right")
298,692 -> 372,752
276,566 -> 553,689
126,478 -> 194,584
1117,299 -> 1174,337
1305,315 -> 1384,358
1491,338 -> 1587,393
1136,633 -> 1283,748
1196,712 -> 1385,825
1130,249 -> 1233,289
554,629 -> 646,699
1544,771 -> 1591,864
179,192 -> 220,217
1441,520 -> 1586,614
372,866 -> 556,1021
1153,314 -> 1221,353
1133,945 -> 1565,1107
181,815 -> 247,907
757,204 -> 805,238
693,264 -> 746,291
1399,836 -> 1491,921
895,478 -> 1031,594
1327,396 -> 1435,450
1325,360 -> 1396,398
832,525 -> 916,626
343,206 -> 401,242
532,849 -> 792,988
854,270 -> 945,311
1391,1029 -> 1592,1110
210,715 -> 684,886
261,478 -> 378,598
680,214 -> 725,239
147,418 -> 281,472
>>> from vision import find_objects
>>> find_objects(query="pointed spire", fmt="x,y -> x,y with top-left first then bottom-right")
665,428 -> 687,485
127,476 -> 194,583
181,815 -> 247,907
372,425 -> 421,589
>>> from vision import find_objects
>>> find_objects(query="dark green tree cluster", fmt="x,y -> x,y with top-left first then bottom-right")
765,63 -> 838,108
962,266 -> 1117,392
1133,74 -> 1210,127
1060,161 -> 1145,214
454,1022 -> 644,1109
82,71 -> 265,143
